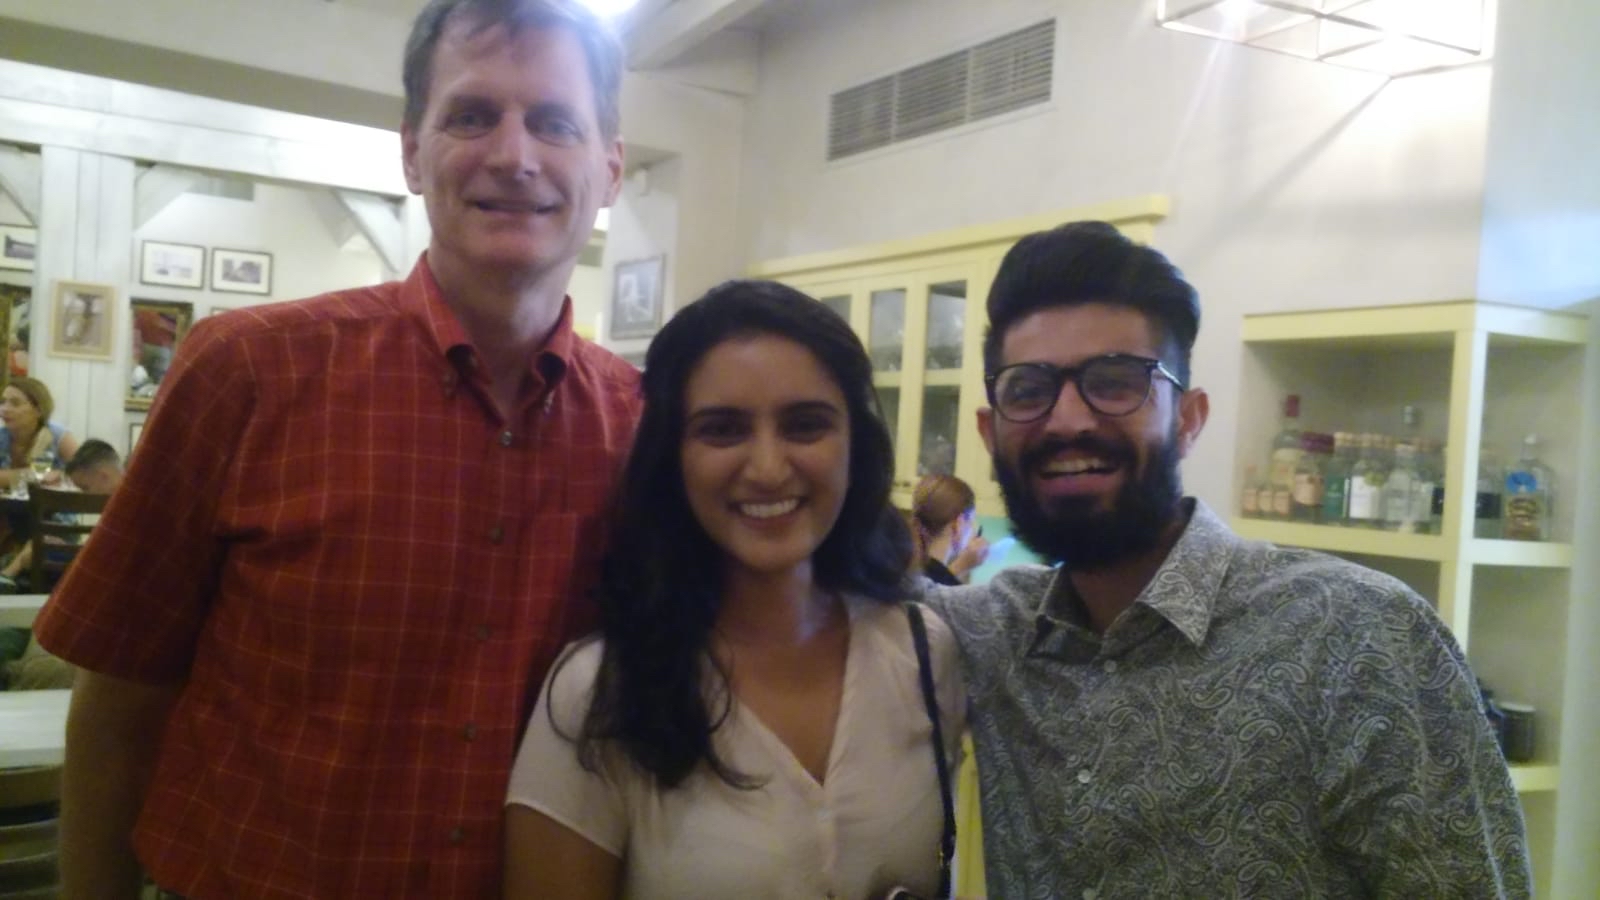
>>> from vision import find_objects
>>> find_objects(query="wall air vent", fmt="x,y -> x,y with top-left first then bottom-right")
827,19 -> 1054,161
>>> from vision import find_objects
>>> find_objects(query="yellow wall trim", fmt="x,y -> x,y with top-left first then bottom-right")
748,194 -> 1170,279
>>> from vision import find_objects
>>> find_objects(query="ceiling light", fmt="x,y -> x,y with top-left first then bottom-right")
1156,0 -> 1492,78
580,0 -> 641,17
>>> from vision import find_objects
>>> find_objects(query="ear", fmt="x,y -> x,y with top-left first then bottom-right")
601,136 -> 625,207
1175,387 -> 1209,459
401,125 -> 424,196
976,405 -> 997,457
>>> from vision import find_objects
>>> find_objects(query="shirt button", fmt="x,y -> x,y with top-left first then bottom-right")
474,624 -> 491,642
499,430 -> 514,447
448,826 -> 465,845
488,524 -> 505,544
1103,660 -> 1119,674
462,722 -> 477,742
1077,769 -> 1092,785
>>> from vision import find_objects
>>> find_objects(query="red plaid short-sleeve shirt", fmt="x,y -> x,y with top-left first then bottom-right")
36,257 -> 641,898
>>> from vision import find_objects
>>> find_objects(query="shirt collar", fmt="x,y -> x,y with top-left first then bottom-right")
399,253 -> 576,393
1035,498 -> 1236,650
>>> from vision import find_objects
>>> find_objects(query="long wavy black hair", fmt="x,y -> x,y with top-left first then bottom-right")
563,278 -> 911,789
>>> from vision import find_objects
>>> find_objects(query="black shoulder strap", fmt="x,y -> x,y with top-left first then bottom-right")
906,602 -> 955,899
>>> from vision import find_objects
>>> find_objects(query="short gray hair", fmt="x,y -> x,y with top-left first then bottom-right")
402,0 -> 623,140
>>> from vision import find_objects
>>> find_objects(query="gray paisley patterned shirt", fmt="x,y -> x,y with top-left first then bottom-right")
925,500 -> 1529,899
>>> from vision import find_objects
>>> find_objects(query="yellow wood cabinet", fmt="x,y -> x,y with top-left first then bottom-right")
1232,300 -> 1591,894
751,196 -> 1169,513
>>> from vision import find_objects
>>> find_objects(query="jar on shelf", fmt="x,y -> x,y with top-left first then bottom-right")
1290,432 -> 1333,523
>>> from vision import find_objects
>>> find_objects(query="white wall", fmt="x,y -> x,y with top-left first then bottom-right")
612,72 -> 746,336
601,155 -> 682,356
137,184 -> 385,312
737,0 -> 1492,513
1476,0 -> 1600,892
0,189 -> 25,225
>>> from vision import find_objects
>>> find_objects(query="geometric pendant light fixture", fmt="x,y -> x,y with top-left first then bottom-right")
1156,0 -> 1493,78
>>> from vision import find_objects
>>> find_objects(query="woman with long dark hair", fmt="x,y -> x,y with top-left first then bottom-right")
505,280 -> 964,900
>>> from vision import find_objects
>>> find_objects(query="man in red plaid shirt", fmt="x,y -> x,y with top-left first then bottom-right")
37,2 -> 641,896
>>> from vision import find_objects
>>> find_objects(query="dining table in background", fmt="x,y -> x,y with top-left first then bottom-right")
0,687 -> 70,767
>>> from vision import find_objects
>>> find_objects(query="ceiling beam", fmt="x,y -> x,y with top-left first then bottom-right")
626,0 -> 771,69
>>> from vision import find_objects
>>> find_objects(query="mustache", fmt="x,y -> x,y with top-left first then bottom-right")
1019,435 -> 1134,473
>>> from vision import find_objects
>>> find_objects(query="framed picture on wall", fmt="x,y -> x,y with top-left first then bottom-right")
140,240 -> 206,289
0,225 -> 37,271
0,283 -> 28,379
212,248 -> 272,295
49,280 -> 116,362
127,298 -> 194,410
609,255 -> 665,340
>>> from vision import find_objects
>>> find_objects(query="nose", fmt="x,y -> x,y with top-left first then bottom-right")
742,428 -> 792,487
1040,376 -> 1098,436
484,117 -> 541,179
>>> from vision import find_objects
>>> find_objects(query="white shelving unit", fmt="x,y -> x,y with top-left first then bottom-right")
1233,300 -> 1590,892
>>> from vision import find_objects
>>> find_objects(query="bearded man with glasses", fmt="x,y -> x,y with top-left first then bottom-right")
923,221 -> 1528,898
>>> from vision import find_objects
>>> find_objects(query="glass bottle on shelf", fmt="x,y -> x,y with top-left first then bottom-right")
1290,432 -> 1331,522
1320,432 -> 1355,525
1346,434 -> 1387,528
1420,439 -> 1445,535
1503,434 -> 1555,541
1241,464 -> 1266,518
1399,404 -> 1423,444
1267,394 -> 1303,506
1383,443 -> 1422,532
1475,439 -> 1504,538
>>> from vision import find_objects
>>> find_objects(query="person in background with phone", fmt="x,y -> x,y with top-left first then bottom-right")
923,221 -> 1528,897
504,281 -> 964,900
909,473 -> 989,586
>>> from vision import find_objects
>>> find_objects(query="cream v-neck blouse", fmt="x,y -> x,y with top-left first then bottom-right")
506,599 -> 966,900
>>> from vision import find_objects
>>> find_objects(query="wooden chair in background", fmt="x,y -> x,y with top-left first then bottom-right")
26,486 -> 109,593
0,764 -> 61,899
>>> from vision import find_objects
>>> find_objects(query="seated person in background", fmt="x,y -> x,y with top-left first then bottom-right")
63,437 -> 123,496
924,221 -> 1528,897
0,440 -> 123,688
505,280 -> 965,900
0,376 -> 80,493
0,438 -> 124,592
909,473 -> 989,586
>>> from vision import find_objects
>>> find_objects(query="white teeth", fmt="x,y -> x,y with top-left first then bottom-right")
740,499 -> 799,519
1042,458 -> 1111,475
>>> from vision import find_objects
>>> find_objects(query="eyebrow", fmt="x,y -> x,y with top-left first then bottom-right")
685,400 -> 844,420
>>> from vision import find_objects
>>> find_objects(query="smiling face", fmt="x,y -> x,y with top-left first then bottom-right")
402,21 -> 622,294
0,386 -> 39,434
978,302 -> 1207,569
680,334 -> 852,583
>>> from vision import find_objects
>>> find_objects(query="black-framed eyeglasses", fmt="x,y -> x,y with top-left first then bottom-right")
984,354 -> 1186,424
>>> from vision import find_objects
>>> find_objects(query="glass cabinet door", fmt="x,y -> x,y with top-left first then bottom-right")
789,261 -> 988,507
868,287 -> 907,373
923,280 -> 966,373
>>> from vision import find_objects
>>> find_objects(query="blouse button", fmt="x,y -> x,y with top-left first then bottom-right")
1077,769 -> 1092,785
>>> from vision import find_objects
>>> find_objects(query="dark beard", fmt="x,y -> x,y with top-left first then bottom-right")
995,428 -> 1185,571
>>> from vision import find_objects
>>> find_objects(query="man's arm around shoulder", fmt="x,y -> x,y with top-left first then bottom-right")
58,669 -> 180,900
